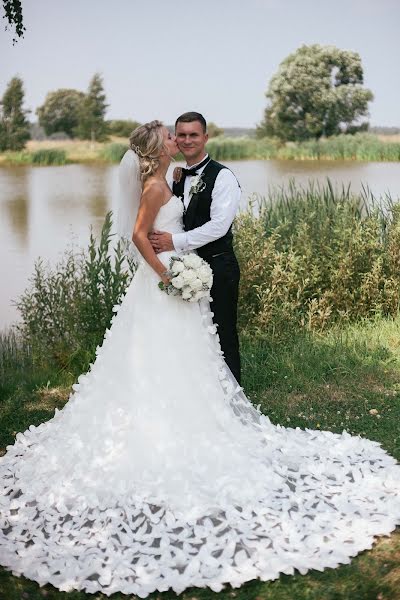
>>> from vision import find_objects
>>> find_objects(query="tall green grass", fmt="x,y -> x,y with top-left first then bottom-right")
235,180 -> 400,334
31,148 -> 67,165
2,148 -> 67,165
207,136 -> 280,160
16,213 -> 135,372
1,133 -> 399,165
101,142 -> 128,163
208,132 -> 400,161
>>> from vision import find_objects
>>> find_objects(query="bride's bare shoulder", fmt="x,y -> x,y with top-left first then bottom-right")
141,178 -> 165,207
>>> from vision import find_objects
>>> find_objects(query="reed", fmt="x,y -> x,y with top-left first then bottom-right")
235,180 -> 400,334
31,148 -> 67,165
208,132 -> 400,162
0,148 -> 67,165
101,142 -> 128,163
1,133 -> 399,165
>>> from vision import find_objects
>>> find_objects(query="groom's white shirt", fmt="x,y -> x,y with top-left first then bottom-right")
171,154 -> 241,253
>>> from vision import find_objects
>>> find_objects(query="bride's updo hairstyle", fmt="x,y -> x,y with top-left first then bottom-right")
129,120 -> 165,183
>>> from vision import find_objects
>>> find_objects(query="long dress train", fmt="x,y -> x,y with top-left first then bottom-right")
1,195 -> 399,597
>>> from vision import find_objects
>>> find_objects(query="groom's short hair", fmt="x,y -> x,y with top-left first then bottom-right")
175,112 -> 207,133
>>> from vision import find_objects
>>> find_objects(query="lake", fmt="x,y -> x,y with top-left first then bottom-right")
1,159 -> 400,328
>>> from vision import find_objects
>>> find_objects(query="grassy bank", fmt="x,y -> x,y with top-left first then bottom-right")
1,132 -> 400,165
1,316 -> 400,599
1,182 -> 400,598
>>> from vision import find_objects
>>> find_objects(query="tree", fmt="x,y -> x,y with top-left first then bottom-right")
207,122 -> 224,138
36,89 -> 85,138
257,44 -> 373,141
76,73 -> 108,142
0,76 -> 30,151
2,0 -> 25,42
107,119 -> 141,138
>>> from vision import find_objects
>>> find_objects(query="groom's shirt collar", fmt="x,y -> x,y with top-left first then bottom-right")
185,153 -> 209,170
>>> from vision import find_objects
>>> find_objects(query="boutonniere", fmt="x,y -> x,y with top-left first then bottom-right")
189,173 -> 206,199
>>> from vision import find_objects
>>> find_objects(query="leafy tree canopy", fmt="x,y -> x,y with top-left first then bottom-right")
257,44 -> 373,141
75,73 -> 108,142
2,0 -> 24,42
207,122 -> 224,138
0,75 -> 30,151
107,119 -> 141,138
36,89 -> 85,138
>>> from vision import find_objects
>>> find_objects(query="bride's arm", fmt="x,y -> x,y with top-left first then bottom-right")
132,183 -> 170,283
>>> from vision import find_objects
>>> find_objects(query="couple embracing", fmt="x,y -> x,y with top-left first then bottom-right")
135,111 -> 242,384
1,112 -> 399,598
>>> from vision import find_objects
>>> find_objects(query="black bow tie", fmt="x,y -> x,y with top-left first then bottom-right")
181,156 -> 211,179
182,167 -> 198,177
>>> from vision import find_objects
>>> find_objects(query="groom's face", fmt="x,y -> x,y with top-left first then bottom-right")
175,120 -> 208,163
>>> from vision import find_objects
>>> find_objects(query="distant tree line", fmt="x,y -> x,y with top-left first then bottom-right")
1,43 -> 394,153
0,72 -> 225,151
369,126 -> 400,135
37,74 -> 108,142
0,73 -> 130,151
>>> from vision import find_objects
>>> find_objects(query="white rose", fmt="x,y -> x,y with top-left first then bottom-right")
197,265 -> 212,283
191,278 -> 203,291
181,269 -> 197,284
190,255 -> 203,269
182,287 -> 192,300
182,254 -> 195,268
171,260 -> 184,274
189,290 -> 206,302
171,275 -> 184,289
182,253 -> 202,269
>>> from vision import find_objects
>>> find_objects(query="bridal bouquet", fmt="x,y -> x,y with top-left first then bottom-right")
158,253 -> 213,302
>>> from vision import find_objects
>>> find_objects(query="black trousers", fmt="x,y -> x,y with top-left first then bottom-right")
204,251 -> 241,384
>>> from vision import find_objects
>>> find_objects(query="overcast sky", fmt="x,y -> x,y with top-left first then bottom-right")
1,0 -> 399,128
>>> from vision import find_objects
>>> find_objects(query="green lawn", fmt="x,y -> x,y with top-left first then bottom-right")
1,315 -> 400,599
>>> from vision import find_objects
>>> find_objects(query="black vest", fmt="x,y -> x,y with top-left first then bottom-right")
172,159 -> 235,260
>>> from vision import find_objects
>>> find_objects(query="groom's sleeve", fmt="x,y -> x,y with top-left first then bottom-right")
172,169 -> 241,252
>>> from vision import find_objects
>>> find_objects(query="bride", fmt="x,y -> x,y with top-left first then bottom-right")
0,120 -> 399,598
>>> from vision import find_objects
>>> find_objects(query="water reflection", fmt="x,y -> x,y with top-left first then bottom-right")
31,165 -> 111,237
0,166 -> 30,249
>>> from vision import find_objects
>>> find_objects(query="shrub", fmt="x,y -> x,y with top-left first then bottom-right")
16,213 -> 135,372
107,119 -> 140,137
234,181 -> 400,336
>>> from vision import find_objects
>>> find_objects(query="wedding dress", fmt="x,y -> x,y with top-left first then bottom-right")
1,194 -> 399,597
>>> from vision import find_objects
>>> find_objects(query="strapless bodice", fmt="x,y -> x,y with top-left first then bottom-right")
153,194 -> 184,234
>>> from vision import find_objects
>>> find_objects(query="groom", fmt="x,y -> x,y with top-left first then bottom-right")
149,111 -> 242,384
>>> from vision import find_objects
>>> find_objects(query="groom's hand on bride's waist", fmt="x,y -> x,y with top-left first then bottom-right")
148,231 -> 174,253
